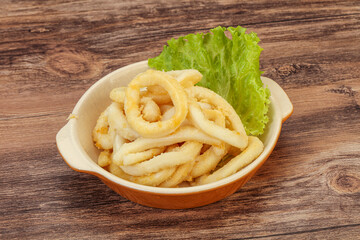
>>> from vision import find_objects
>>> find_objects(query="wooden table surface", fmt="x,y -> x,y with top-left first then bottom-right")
1,0 -> 359,239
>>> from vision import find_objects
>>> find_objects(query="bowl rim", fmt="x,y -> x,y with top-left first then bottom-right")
57,60 -> 292,195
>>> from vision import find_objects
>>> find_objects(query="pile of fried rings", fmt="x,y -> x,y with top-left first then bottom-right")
93,69 -> 264,187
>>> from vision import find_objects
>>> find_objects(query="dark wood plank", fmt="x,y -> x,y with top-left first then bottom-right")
1,0 -> 359,239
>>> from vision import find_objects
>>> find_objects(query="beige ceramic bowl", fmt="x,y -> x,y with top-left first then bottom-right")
56,61 -> 293,209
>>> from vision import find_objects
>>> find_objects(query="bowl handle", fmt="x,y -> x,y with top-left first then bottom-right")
261,76 -> 293,123
56,122 -> 93,172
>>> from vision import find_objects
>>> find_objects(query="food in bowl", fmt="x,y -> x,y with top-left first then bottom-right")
92,69 -> 264,187
56,26 -> 293,208
56,61 -> 293,209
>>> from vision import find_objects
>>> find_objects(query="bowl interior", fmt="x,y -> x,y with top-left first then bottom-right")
70,61 -> 281,193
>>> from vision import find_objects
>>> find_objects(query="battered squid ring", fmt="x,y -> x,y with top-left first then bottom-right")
195,136 -> 264,185
109,90 -> 163,140
110,87 -> 126,104
107,102 -> 140,141
140,97 -> 161,122
92,106 -> 115,150
186,86 -> 248,150
159,161 -> 195,188
109,162 -> 176,187
97,150 -> 112,167
167,69 -> 203,88
120,141 -> 203,176
122,146 -> 165,165
102,135 -> 178,187
190,144 -> 229,179
190,109 -> 229,178
141,69 -> 203,104
125,70 -> 188,138
112,125 -> 222,166
161,106 -> 191,126
143,85 -> 172,105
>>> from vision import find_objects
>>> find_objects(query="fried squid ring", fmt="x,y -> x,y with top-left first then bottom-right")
159,161 -> 195,188
113,126 -> 222,166
97,150 -> 112,167
190,109 -> 229,178
167,69 -> 202,88
143,85 -> 172,105
110,87 -> 126,104
120,141 -> 202,176
190,144 -> 229,178
109,135 -> 176,187
122,146 -> 165,165
140,97 -> 161,122
159,104 -> 174,114
186,86 -> 248,150
113,134 -> 126,152
110,88 -> 162,130
141,69 -> 203,104
196,136 -> 264,185
109,162 -> 176,187
125,70 -> 188,138
107,102 -> 140,141
161,106 -> 191,126
161,106 -> 175,121
92,106 -> 115,150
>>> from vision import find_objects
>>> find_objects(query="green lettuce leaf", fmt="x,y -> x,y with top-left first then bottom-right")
148,26 -> 270,136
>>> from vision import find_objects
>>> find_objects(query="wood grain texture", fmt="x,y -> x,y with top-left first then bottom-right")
1,0 -> 359,239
